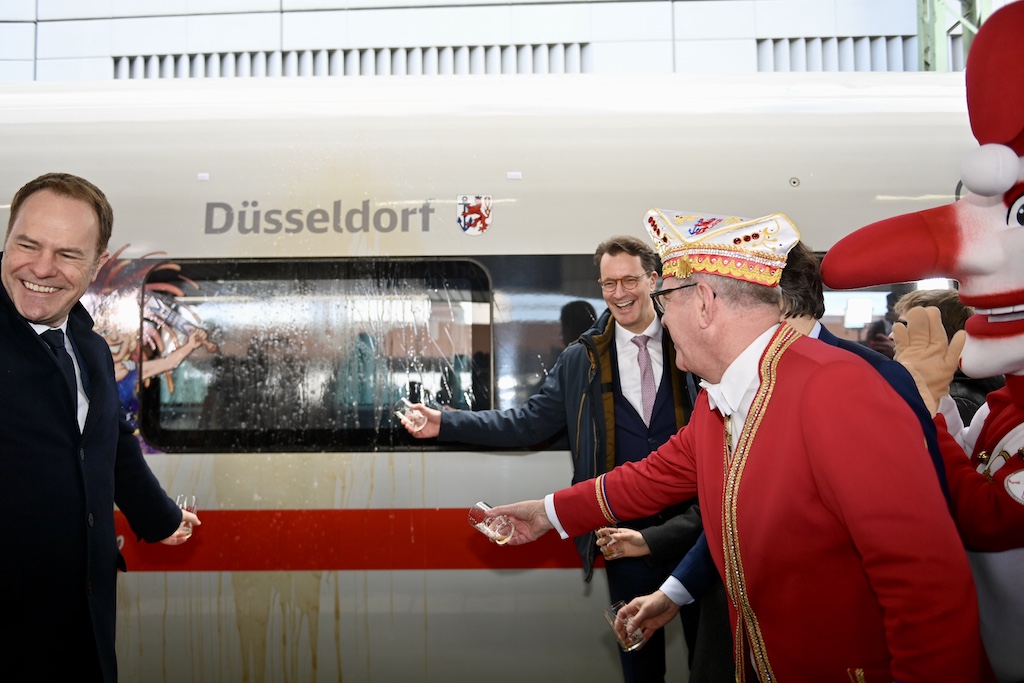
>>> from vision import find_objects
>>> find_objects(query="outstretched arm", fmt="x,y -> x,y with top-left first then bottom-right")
401,403 -> 441,438
486,499 -> 554,545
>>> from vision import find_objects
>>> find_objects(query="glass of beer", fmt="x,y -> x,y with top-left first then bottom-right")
604,600 -> 645,652
468,501 -> 514,544
597,526 -> 623,560
175,494 -> 198,539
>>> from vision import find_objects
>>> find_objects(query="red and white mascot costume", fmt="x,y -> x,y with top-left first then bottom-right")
822,3 -> 1024,680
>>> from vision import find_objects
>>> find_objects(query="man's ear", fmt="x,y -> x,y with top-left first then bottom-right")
90,250 -> 110,283
696,281 -> 716,328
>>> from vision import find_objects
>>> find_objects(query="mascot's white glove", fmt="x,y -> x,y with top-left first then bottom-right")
892,306 -> 966,416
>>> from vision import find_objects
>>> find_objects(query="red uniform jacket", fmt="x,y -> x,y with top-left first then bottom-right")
935,374 -> 1024,551
554,326 -> 991,683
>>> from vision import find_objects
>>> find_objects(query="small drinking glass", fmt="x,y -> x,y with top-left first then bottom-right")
597,526 -> 623,560
604,600 -> 645,652
393,397 -> 427,432
175,494 -> 198,539
468,501 -> 515,545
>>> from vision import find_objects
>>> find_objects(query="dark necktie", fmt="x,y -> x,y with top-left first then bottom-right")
41,329 -> 78,400
631,334 -> 656,425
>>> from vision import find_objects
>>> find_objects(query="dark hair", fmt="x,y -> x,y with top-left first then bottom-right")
779,241 -> 825,320
7,172 -> 113,256
594,235 -> 660,275
560,299 -> 597,345
894,288 -> 973,341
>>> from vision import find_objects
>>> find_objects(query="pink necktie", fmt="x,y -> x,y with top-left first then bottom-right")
632,335 -> 656,425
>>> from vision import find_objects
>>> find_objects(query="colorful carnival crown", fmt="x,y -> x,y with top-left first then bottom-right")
644,209 -> 800,286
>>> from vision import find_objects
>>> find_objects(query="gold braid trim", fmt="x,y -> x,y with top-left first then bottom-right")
663,248 -> 786,286
594,474 -> 618,525
721,323 -> 800,683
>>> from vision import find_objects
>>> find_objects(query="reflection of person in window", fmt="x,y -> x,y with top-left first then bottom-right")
436,355 -> 470,410
263,336 -> 306,428
336,330 -> 376,408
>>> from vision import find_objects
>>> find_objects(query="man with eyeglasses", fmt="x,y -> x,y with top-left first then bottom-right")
603,240 -> 954,679
486,210 -> 991,682
402,235 -> 702,683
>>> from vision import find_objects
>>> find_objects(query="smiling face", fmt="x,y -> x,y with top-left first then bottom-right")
938,186 -> 1024,377
821,171 -> 1024,378
599,252 -> 657,334
2,189 -> 109,327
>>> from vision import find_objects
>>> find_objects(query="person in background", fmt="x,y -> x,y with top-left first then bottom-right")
861,286 -> 912,359
861,294 -> 895,357
403,236 -> 697,683
487,209 -> 992,682
893,288 -> 1005,424
0,173 -> 200,682
560,299 -> 597,347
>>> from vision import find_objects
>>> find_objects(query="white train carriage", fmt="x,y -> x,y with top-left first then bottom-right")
0,73 -> 973,682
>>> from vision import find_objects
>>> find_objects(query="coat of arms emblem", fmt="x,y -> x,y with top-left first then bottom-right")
457,195 -> 492,235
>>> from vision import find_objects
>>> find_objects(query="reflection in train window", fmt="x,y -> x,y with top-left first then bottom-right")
138,260 -> 491,452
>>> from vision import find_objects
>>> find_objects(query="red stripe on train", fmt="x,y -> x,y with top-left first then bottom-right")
115,509 -> 593,572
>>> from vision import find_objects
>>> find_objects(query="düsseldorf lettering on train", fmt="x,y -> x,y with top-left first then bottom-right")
204,199 -> 437,235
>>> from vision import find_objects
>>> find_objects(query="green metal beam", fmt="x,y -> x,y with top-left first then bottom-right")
960,0 -> 991,58
918,0 -> 992,70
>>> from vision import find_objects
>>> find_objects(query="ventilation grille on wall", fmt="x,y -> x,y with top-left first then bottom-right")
756,35 -> 964,72
113,44 -> 592,78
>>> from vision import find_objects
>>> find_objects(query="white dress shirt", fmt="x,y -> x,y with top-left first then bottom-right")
615,317 -> 664,422
657,324 -> 778,605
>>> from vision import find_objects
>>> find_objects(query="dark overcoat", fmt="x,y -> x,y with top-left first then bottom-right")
0,278 -> 181,682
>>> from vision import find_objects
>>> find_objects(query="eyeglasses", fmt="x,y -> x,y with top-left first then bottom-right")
597,272 -> 651,293
650,282 -> 697,314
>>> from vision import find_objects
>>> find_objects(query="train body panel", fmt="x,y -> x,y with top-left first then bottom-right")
1,73 -> 972,256
115,451 -> 628,683
0,73 -> 975,681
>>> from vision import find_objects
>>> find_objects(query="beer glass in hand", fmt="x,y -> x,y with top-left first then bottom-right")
468,501 -> 515,544
175,494 -> 198,539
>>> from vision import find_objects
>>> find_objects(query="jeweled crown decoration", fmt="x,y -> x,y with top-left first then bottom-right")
643,209 -> 800,287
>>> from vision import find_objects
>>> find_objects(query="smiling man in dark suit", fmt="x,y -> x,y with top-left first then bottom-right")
0,173 -> 200,682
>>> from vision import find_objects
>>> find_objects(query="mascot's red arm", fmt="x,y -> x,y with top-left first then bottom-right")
935,411 -> 1024,552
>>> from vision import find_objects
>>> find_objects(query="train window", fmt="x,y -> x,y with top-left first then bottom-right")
137,259 -> 491,452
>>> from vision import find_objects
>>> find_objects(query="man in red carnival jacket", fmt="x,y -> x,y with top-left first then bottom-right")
489,209 -> 992,683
